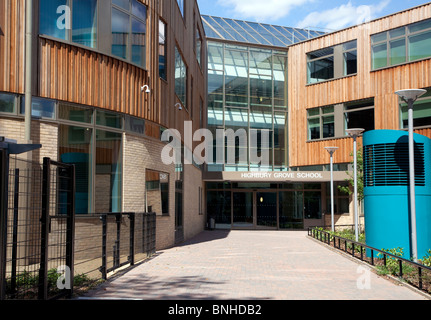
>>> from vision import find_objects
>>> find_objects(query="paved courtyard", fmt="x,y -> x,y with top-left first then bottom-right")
83,230 -> 429,300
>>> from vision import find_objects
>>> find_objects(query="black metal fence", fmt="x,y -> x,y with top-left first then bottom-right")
59,212 -> 157,296
0,141 -> 157,299
0,155 -> 75,300
308,226 -> 431,295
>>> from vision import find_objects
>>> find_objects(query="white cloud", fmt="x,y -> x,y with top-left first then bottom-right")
297,0 -> 391,31
217,0 -> 313,22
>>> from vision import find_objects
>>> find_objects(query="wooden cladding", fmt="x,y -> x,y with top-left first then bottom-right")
0,0 -> 25,94
39,38 -> 151,121
288,3 -> 431,167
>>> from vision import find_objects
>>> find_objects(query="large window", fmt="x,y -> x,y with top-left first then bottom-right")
112,0 -> 147,67
307,40 -> 357,84
40,0 -> 98,48
175,46 -> 188,108
400,88 -> 431,128
371,19 -> 431,70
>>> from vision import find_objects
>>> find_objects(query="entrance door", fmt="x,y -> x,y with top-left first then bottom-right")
304,191 -> 323,228
256,192 -> 277,228
232,192 -> 254,228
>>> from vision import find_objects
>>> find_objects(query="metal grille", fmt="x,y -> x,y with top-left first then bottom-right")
363,143 -> 425,187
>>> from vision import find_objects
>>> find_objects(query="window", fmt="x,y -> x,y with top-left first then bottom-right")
125,115 -> 145,135
59,124 -> 93,214
95,130 -> 122,213
307,47 -> 334,84
326,182 -> 350,214
344,99 -> 375,133
96,110 -> 123,129
159,19 -> 167,80
112,0 -> 147,67
343,41 -> 357,76
0,92 -> 16,114
59,103 -> 93,123
39,0 -> 97,49
20,97 -> 56,119
307,106 -> 335,140
371,18 -> 431,70
72,0 -> 98,48
274,112 -> 288,168
400,88 -> 431,128
175,46 -> 187,108
307,40 -> 357,84
308,99 -> 375,141
145,170 -> 169,215
196,27 -> 202,67
176,0 -> 185,17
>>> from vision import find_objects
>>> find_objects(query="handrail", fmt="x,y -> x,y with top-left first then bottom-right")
308,226 -> 431,294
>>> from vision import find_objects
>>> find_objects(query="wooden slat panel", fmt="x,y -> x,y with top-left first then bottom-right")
0,0 -> 25,94
38,38 -> 150,120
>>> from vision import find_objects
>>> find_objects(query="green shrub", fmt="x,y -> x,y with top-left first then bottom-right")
420,249 -> 431,267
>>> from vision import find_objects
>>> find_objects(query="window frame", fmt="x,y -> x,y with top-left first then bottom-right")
158,18 -> 167,81
307,40 -> 357,85
343,99 -> 375,135
111,0 -> 148,68
371,18 -> 431,71
307,106 -> 335,140
174,45 -> 188,110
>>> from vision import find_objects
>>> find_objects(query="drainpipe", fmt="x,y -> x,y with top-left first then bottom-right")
24,0 -> 33,142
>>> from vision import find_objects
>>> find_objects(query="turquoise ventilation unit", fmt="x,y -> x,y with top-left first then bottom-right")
363,130 -> 431,260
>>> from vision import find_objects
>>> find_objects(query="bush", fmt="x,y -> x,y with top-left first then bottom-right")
419,249 -> 431,267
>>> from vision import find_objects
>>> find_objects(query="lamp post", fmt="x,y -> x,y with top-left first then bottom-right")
346,128 -> 365,242
395,89 -> 427,262
325,147 -> 339,232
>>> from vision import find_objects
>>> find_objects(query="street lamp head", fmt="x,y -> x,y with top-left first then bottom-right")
346,128 -> 365,138
325,146 -> 339,155
395,89 -> 427,103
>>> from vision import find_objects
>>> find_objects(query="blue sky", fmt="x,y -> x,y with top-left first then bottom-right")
197,0 -> 429,32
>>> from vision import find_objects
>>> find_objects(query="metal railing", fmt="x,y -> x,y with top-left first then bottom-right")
308,226 -> 431,295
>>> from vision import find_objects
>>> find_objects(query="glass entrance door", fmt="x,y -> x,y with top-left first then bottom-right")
233,192 -> 254,228
256,192 -> 277,228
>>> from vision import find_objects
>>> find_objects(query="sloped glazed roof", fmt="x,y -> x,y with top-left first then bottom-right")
202,15 -> 326,47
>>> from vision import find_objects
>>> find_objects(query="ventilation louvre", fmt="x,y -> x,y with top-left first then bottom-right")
363,143 -> 425,187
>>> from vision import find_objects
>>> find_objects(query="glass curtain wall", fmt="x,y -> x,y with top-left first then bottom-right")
206,41 -> 289,172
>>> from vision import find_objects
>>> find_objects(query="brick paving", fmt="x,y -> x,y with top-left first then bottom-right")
82,230 -> 429,300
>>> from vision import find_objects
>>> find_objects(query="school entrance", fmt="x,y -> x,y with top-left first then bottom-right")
206,182 -> 326,230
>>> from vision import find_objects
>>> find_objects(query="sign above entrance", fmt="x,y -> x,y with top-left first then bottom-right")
221,171 -> 350,182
